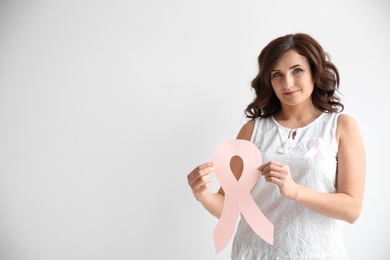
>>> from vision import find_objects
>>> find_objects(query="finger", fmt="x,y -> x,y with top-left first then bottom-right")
192,175 -> 212,192
194,164 -> 215,178
200,173 -> 212,184
198,162 -> 214,170
264,170 -> 283,179
259,160 -> 283,171
187,164 -> 214,184
259,161 -> 271,171
188,162 -> 212,178
188,172 -> 210,187
258,165 -> 265,171
270,160 -> 284,166
193,180 -> 213,199
193,172 -> 212,187
193,167 -> 214,184
265,176 -> 282,186
205,180 -> 212,189
262,163 -> 285,175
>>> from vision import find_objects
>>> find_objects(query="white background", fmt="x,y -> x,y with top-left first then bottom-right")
0,0 -> 389,259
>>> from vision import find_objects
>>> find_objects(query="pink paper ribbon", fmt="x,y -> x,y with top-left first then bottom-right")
212,139 -> 274,254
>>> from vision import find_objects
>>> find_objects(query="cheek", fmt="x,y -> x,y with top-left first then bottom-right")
270,80 -> 280,91
299,76 -> 314,89
271,83 -> 283,99
271,84 -> 280,97
307,80 -> 315,91
304,74 -> 315,86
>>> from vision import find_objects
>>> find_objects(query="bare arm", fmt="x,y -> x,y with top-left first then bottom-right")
260,114 -> 366,223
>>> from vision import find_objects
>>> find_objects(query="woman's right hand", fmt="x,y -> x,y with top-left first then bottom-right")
187,162 -> 215,201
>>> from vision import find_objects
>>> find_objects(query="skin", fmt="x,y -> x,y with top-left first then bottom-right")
187,49 -> 365,224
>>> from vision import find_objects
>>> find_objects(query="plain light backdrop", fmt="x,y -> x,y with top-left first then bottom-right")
0,0 -> 389,259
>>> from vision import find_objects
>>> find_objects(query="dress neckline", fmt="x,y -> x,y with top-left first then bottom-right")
270,112 -> 326,131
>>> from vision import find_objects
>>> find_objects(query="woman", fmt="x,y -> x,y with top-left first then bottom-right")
187,33 -> 365,259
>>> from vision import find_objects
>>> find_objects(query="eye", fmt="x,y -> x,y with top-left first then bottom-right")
272,72 -> 282,78
293,68 -> 303,74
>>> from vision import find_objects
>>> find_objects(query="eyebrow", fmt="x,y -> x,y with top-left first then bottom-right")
272,64 -> 302,72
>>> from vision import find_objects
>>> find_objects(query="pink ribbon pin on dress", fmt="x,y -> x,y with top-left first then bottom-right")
303,137 -> 325,163
212,139 -> 274,254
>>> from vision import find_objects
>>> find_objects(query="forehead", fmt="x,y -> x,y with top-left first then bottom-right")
273,49 -> 310,69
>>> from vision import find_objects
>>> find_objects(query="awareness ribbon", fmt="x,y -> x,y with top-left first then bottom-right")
212,139 -> 274,254
303,137 -> 325,163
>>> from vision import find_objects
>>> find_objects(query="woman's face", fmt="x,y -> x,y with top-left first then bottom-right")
270,49 -> 315,108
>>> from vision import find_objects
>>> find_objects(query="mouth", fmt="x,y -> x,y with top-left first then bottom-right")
283,90 -> 299,96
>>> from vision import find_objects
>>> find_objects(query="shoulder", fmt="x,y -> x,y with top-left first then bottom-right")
336,114 -> 359,132
336,114 -> 362,145
236,119 -> 256,140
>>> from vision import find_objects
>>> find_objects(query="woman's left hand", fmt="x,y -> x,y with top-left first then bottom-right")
259,161 -> 299,199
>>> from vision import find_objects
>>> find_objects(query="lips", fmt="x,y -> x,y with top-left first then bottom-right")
283,90 -> 299,96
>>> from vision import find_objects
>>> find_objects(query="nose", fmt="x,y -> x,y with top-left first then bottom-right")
282,74 -> 294,89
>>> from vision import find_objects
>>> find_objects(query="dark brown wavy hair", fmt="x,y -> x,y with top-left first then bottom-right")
245,33 -> 344,119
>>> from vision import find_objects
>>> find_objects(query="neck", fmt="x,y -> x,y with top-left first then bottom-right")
274,104 -> 322,129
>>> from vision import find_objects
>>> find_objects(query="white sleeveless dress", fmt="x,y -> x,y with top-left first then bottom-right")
231,112 -> 348,260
